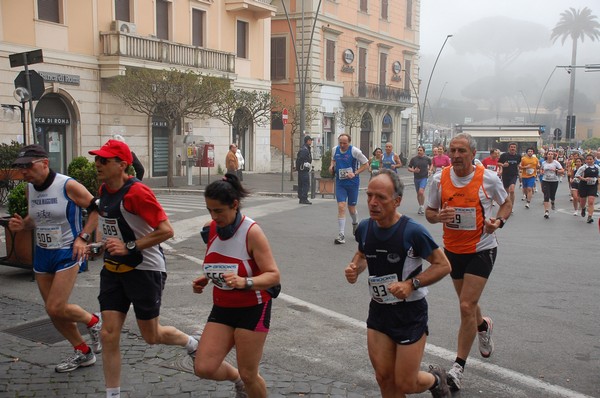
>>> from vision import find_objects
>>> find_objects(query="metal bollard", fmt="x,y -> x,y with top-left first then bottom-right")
310,166 -> 316,199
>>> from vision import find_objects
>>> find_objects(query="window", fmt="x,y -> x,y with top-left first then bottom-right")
271,37 -> 286,80
326,40 -> 335,81
381,0 -> 388,20
406,0 -> 413,28
192,9 -> 205,47
404,59 -> 412,91
115,0 -> 130,22
38,0 -> 60,23
379,53 -> 387,87
156,0 -> 169,40
360,0 -> 368,13
237,20 -> 248,59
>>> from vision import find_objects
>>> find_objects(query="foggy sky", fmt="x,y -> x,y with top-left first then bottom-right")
419,0 -> 600,107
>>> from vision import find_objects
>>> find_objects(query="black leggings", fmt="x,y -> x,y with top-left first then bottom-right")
542,180 -> 559,202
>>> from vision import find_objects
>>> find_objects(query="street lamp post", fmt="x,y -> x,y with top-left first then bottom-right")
420,34 -> 452,145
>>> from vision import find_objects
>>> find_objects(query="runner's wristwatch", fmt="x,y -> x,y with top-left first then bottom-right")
497,218 -> 506,228
411,278 -> 421,290
245,278 -> 254,290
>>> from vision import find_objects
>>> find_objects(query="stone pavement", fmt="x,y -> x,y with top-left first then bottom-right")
0,295 -> 380,397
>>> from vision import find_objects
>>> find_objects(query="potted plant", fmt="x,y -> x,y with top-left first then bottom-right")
0,141 -> 24,204
318,150 -> 335,195
0,181 -> 33,267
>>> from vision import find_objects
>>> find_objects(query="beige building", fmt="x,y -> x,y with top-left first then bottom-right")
270,0 -> 420,164
0,0 -> 276,176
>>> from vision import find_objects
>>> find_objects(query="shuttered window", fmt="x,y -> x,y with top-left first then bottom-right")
326,40 -> 335,81
237,21 -> 248,59
381,0 -> 388,20
192,9 -> 205,47
271,37 -> 286,80
38,0 -> 60,23
115,0 -> 130,21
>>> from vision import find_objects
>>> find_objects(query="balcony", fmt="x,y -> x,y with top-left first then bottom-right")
99,31 -> 236,78
225,0 -> 277,19
342,81 -> 413,109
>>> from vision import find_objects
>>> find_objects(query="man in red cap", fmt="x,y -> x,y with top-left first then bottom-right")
8,144 -> 102,373
89,140 -> 198,398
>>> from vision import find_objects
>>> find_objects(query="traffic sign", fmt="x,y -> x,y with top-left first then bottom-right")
14,70 -> 45,101
282,108 -> 288,125
9,49 -> 44,68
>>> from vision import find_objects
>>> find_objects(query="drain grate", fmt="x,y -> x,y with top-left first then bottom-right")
2,318 -> 89,345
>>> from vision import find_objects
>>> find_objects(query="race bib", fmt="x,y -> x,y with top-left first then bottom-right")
203,263 -> 239,290
338,167 -> 353,180
99,217 -> 124,241
587,177 -> 597,185
446,207 -> 477,230
35,225 -> 62,249
368,274 -> 401,304
526,168 -> 534,175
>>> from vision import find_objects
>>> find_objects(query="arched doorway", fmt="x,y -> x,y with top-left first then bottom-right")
232,108 -> 253,171
360,112 -> 373,157
381,113 -> 393,148
34,94 -> 75,174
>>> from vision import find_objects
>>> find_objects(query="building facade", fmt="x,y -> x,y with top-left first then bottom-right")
0,0 -> 276,176
270,0 -> 420,166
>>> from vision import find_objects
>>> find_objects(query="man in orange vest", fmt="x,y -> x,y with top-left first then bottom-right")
425,133 -> 513,392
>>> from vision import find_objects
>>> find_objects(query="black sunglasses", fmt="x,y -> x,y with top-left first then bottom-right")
95,156 -> 122,165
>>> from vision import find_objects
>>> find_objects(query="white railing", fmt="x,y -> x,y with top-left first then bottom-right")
100,32 -> 235,74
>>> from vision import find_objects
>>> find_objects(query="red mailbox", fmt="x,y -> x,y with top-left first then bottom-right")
197,143 -> 215,167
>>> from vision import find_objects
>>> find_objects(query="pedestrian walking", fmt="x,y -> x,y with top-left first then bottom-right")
89,139 -> 198,398
344,169 -> 451,398
328,133 -> 369,244
407,146 -> 432,215
8,144 -> 102,373
236,148 -> 245,181
193,173 -> 281,398
296,135 -> 313,204
425,133 -> 512,391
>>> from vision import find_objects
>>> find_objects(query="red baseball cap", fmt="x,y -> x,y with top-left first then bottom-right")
89,139 -> 133,165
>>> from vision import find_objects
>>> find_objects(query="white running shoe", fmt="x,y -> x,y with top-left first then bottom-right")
55,349 -> 96,373
87,313 -> 102,353
446,362 -> 464,391
334,233 -> 345,244
478,316 -> 494,358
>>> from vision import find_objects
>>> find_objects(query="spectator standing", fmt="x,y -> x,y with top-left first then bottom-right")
407,146 -> 432,215
235,148 -> 245,181
226,144 -> 239,175
8,145 -> 102,373
296,135 -> 313,205
89,140 -> 198,398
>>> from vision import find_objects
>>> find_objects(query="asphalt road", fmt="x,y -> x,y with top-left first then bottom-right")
0,179 -> 598,397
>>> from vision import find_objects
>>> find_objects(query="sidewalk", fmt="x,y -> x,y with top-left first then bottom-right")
143,168 -> 415,197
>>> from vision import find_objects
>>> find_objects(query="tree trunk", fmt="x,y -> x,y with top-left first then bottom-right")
167,123 -> 176,188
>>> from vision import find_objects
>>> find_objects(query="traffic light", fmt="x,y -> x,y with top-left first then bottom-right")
554,128 -> 562,141
566,115 -> 576,139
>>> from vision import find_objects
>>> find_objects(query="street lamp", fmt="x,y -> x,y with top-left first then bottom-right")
1,104 -> 27,145
420,34 -> 452,145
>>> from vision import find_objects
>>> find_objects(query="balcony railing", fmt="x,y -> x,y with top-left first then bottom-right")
100,32 -> 235,74
343,81 -> 411,104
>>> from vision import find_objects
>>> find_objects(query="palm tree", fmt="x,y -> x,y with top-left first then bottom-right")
551,7 -> 600,141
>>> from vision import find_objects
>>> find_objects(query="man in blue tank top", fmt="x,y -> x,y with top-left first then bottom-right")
328,133 -> 369,244
9,144 -> 102,373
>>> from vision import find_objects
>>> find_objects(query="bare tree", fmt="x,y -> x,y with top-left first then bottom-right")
336,104 -> 364,137
109,68 -> 229,187
212,89 -> 276,154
